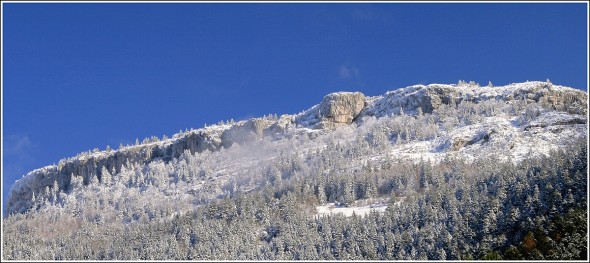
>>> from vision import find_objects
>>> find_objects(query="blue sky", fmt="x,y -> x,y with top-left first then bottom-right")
2,2 -> 588,214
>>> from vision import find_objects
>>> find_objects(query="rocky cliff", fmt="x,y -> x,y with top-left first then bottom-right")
361,81 -> 587,118
294,91 -> 366,129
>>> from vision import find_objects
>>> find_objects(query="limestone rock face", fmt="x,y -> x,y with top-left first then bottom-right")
6,130 -> 224,215
171,131 -> 222,156
535,86 -> 587,115
316,92 -> 366,129
221,118 -> 273,148
264,115 -> 295,138
421,86 -> 461,112
362,82 -> 587,118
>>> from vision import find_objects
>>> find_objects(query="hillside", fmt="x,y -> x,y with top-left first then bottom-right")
3,81 -> 588,260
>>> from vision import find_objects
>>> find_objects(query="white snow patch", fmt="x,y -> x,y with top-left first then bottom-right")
315,198 -> 403,217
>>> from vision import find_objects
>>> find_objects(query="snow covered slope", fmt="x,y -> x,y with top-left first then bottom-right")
6,81 -> 587,215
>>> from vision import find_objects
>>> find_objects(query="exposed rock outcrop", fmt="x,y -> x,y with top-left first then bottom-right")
263,115 -> 295,139
414,86 -> 462,113
524,112 -> 587,131
315,92 -> 366,129
221,118 -> 273,148
6,129 -> 225,215
361,82 -> 587,118
361,85 -> 461,117
450,130 -> 495,151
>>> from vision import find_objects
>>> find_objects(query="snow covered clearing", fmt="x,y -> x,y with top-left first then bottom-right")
315,197 -> 404,217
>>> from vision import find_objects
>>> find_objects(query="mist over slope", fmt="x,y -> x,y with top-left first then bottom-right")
3,81 -> 587,260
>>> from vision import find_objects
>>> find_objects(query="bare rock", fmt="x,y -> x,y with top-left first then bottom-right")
221,118 -> 273,148
316,92 -> 366,129
264,115 -> 295,138
450,130 -> 495,151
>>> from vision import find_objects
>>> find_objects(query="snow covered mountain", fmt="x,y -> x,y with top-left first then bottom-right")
6,81 -> 587,215
3,80 -> 588,260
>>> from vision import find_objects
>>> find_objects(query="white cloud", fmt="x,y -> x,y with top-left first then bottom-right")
5,134 -> 34,158
332,63 -> 366,88
339,65 -> 359,80
3,134 -> 38,213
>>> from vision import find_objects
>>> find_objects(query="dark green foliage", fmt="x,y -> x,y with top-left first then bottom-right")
499,208 -> 587,260
481,251 -> 502,260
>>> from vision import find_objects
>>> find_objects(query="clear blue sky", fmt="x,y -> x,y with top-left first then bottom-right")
2,2 -> 588,214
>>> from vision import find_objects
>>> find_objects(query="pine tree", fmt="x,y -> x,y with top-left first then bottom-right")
70,173 -> 83,190
365,177 -> 377,200
318,181 -> 327,204
30,192 -> 37,209
51,180 -> 59,204
342,178 -> 355,207
90,173 -> 100,186
101,166 -> 112,186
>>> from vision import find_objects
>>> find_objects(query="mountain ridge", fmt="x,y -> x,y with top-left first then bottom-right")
6,80 -> 587,215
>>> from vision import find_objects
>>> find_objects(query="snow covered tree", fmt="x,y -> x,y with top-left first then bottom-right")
101,166 -> 112,186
